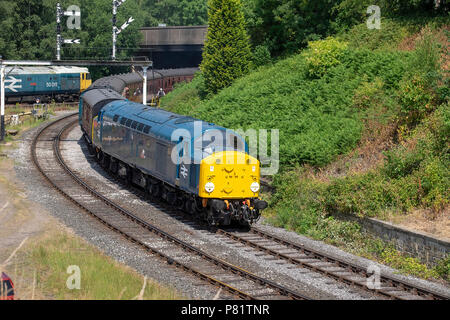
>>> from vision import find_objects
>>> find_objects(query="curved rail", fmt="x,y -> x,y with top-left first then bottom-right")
31,114 -> 311,300
215,227 -> 449,300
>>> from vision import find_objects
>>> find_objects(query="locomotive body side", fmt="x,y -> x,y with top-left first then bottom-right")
87,97 -> 266,225
5,66 -> 90,102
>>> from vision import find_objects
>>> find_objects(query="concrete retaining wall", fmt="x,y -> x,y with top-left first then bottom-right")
333,212 -> 449,266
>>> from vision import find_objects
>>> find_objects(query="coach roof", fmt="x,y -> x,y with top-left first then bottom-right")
81,88 -> 125,108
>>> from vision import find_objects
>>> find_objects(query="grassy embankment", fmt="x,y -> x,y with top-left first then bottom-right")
161,17 -> 449,281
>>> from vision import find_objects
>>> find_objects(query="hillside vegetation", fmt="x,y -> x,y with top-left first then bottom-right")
162,16 -> 449,279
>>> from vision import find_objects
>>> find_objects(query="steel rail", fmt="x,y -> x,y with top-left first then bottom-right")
31,115 -> 312,300
64,114 -> 447,301
31,114 -> 255,300
215,227 -> 449,300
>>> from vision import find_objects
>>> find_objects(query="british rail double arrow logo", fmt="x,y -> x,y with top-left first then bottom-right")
180,164 -> 188,178
5,76 -> 22,92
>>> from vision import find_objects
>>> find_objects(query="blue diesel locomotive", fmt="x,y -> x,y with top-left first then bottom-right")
80,86 -> 268,226
4,66 -> 91,103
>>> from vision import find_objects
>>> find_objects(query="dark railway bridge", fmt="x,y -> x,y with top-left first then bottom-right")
139,26 -> 207,69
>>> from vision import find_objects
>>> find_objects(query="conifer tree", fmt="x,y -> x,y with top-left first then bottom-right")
201,0 -> 252,94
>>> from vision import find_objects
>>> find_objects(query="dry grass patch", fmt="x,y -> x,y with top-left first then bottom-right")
13,230 -> 183,300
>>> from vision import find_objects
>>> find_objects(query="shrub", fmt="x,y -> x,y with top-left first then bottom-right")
252,45 -> 272,67
420,157 -> 449,212
383,145 -> 425,179
434,256 -> 450,281
353,77 -> 385,110
381,248 -> 439,279
201,0 -> 252,94
398,73 -> 435,127
304,37 -> 348,78
412,26 -> 442,77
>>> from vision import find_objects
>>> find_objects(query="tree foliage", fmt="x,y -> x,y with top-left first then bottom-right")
241,0 -> 449,57
0,0 -> 207,63
200,0 -> 252,94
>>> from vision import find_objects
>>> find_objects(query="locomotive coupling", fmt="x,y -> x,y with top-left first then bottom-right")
210,199 -> 226,211
253,199 -> 268,210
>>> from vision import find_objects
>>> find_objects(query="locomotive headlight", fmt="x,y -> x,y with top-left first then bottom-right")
250,182 -> 260,193
205,182 -> 215,193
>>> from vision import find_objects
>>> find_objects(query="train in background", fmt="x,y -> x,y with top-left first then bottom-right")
79,72 -> 267,226
4,66 -> 91,103
91,68 -> 198,102
3,66 -> 197,104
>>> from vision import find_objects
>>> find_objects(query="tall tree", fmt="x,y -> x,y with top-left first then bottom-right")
200,0 -> 252,94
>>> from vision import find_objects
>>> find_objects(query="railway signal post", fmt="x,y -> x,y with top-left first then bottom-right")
112,0 -> 134,60
143,66 -> 148,105
56,3 -> 81,61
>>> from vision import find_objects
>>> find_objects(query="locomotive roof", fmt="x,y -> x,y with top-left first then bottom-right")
5,66 -> 89,75
102,99 -> 229,143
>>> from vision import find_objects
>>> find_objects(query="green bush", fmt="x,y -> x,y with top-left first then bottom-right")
201,0 -> 252,94
383,145 -> 425,179
398,73 -> 435,127
352,77 -> 385,110
434,256 -> 450,281
252,45 -> 272,67
304,38 -> 349,78
420,157 -> 449,212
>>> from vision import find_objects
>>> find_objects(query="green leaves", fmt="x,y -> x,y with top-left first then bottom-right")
201,0 -> 252,94
304,38 -> 348,78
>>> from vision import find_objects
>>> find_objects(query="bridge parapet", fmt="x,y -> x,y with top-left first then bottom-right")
140,26 -> 207,46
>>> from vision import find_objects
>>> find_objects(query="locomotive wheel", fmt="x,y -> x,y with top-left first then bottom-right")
102,154 -> 110,169
125,166 -> 132,185
96,149 -> 103,162
149,183 -> 160,198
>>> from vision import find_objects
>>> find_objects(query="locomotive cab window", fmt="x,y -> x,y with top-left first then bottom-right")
113,115 -> 119,122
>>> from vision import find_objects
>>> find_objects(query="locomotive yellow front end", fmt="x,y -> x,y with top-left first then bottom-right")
199,151 -> 267,226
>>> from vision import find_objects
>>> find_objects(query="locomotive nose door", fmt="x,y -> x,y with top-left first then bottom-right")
176,137 -> 191,190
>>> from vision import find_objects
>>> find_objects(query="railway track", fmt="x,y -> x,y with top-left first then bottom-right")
83,140 -> 450,301
215,228 -> 450,300
31,114 -> 312,301
90,164 -> 448,301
